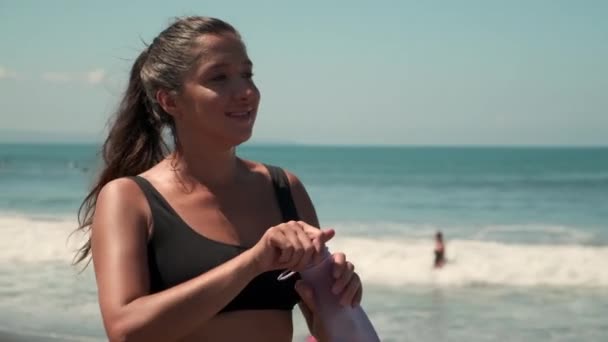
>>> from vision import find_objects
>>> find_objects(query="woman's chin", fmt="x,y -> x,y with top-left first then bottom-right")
227,131 -> 254,148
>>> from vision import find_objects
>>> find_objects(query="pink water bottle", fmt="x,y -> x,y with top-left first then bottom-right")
279,248 -> 381,342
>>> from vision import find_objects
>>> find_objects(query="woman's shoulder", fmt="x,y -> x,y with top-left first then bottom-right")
99,176 -> 145,199
96,176 -> 151,218
242,159 -> 305,188
242,159 -> 318,223
93,177 -> 152,238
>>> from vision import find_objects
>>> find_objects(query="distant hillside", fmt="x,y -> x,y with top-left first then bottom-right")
0,130 -> 102,144
0,130 -> 300,146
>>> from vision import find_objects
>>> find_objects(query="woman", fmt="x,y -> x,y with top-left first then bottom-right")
434,231 -> 446,268
74,16 -> 363,342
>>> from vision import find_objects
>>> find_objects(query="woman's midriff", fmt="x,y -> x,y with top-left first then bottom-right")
179,310 -> 295,342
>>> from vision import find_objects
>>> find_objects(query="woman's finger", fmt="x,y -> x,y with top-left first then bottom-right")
267,227 -> 292,264
331,261 -> 354,295
340,273 -> 361,307
293,225 -> 316,270
298,221 -> 335,243
295,280 -> 317,314
331,253 -> 347,278
297,221 -> 334,264
281,221 -> 304,268
318,228 -> 335,244
353,283 -> 363,306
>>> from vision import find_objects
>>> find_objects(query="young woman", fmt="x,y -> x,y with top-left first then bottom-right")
73,16 -> 363,342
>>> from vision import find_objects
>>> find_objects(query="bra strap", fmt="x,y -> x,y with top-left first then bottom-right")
264,164 -> 300,222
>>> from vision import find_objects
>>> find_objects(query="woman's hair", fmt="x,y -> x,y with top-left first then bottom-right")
73,16 -> 239,265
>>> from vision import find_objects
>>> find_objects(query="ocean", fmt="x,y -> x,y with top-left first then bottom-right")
1,143 -> 607,341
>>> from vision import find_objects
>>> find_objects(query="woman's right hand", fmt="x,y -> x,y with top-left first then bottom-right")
249,221 -> 335,274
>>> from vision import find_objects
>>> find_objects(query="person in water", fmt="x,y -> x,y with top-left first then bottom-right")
434,231 -> 446,268
73,16 -> 363,342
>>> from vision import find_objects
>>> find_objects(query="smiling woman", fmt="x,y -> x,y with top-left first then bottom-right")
71,16 -> 364,342
160,32 -> 260,149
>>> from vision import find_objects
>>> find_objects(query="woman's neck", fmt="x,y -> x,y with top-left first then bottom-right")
170,143 -> 242,188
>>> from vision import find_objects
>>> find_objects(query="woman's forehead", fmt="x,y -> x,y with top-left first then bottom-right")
195,33 -> 248,62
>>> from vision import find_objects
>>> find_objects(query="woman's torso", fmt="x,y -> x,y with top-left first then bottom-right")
137,159 -> 300,341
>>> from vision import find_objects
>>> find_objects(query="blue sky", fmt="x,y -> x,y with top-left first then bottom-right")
0,0 -> 606,145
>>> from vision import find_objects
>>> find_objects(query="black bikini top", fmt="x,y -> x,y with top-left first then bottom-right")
130,164 -> 301,313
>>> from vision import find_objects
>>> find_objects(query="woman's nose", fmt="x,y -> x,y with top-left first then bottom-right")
233,79 -> 257,101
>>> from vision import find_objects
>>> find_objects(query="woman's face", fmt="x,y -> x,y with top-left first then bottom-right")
173,33 -> 260,148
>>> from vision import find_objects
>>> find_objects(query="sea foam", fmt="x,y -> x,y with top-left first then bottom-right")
2,215 -> 607,287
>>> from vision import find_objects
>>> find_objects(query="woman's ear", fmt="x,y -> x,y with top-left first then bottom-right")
156,89 -> 180,118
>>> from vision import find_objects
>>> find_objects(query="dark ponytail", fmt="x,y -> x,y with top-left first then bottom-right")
73,16 -> 240,266
102,48 -> 168,178
72,49 -> 169,265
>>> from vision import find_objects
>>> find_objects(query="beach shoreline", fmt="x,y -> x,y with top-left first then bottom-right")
0,329 -> 102,342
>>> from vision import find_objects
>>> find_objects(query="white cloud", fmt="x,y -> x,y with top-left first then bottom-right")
42,72 -> 73,83
85,69 -> 106,85
0,67 -> 106,84
40,68 -> 107,85
0,66 -> 18,79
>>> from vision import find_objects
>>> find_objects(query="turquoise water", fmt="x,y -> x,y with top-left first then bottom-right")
1,143 -> 607,341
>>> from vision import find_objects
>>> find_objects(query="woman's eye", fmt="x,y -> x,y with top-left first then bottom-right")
209,74 -> 227,82
243,72 -> 254,79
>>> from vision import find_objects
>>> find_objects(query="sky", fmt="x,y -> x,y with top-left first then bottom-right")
0,0 -> 607,146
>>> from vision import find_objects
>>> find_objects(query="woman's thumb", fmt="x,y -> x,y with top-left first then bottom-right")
295,280 -> 317,313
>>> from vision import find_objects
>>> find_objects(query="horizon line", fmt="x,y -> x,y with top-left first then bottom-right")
0,140 -> 606,149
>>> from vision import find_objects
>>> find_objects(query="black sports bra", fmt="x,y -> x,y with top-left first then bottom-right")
130,164 -> 301,313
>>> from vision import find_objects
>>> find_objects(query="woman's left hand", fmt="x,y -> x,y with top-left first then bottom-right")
295,252 -> 363,340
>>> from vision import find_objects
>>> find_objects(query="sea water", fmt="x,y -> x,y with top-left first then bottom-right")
1,143 -> 607,341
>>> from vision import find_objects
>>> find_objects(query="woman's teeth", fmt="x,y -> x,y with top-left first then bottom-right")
227,111 -> 249,117
226,109 -> 253,117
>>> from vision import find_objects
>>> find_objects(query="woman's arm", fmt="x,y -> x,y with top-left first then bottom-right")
286,171 -> 363,340
284,171 -> 321,332
92,178 -> 260,342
